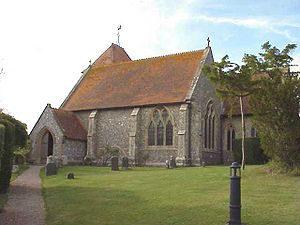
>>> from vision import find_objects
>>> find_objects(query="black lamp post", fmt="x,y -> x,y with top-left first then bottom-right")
228,162 -> 242,225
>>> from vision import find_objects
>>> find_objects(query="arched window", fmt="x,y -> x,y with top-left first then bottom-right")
147,107 -> 174,146
166,120 -> 173,145
251,127 -> 256,137
226,126 -> 235,151
148,122 -> 155,146
204,101 -> 215,149
157,121 -> 164,145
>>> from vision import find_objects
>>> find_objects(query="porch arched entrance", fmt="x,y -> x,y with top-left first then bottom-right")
39,129 -> 55,163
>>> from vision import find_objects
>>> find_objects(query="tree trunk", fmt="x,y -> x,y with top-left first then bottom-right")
239,96 -> 246,170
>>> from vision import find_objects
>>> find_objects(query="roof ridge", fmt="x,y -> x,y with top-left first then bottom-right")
92,48 -> 206,69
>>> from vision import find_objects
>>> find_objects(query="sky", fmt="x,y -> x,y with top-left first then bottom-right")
0,0 -> 299,131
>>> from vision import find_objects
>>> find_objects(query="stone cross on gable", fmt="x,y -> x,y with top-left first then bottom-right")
207,37 -> 210,47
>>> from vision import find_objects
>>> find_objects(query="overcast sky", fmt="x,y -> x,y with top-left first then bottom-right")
0,0 -> 299,131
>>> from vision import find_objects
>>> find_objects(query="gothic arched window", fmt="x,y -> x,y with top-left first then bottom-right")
147,107 -> 174,146
227,126 -> 235,151
204,101 -> 215,149
166,120 -> 173,145
157,120 -> 164,145
251,127 -> 256,138
148,121 -> 155,146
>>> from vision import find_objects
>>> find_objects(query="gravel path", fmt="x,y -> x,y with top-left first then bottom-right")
0,166 -> 45,225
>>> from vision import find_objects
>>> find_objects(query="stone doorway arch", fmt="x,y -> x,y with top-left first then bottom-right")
37,128 -> 56,164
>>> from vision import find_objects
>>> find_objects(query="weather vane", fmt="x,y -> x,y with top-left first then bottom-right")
207,37 -> 210,47
117,25 -> 122,46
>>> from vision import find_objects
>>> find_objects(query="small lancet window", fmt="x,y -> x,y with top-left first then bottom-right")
148,122 -> 155,146
166,120 -> 173,145
157,120 -> 164,145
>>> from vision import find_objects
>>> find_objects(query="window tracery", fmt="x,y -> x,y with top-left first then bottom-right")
147,107 -> 174,146
204,101 -> 215,149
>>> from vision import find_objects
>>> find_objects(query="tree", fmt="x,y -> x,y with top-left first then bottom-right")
245,42 -> 300,173
203,55 -> 259,169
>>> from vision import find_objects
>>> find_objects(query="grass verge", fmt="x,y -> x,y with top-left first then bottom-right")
41,165 -> 300,225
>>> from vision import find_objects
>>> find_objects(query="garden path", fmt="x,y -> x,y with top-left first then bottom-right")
0,166 -> 45,225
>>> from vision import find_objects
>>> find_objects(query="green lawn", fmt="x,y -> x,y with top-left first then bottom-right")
0,164 -> 29,212
41,166 -> 300,225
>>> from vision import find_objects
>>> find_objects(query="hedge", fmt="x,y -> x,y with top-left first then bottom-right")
0,113 -> 27,148
232,138 -> 268,165
0,124 -> 4,158
0,119 -> 15,194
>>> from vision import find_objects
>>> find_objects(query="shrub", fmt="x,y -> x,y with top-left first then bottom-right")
0,124 -> 4,159
0,113 -> 27,148
233,138 -> 268,165
97,145 -> 120,166
0,119 -> 15,194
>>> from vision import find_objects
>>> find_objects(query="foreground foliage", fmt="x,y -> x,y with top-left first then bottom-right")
0,112 -> 28,193
42,166 -> 300,225
247,42 -> 300,173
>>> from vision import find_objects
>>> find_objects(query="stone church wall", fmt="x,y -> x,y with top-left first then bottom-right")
94,108 -> 132,156
29,106 -> 64,163
222,115 -> 255,164
63,139 -> 87,163
189,49 -> 223,165
136,105 -> 180,165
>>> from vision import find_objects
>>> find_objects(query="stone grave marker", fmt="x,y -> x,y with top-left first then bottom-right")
45,162 -> 57,176
111,156 -> 119,171
122,157 -> 129,170
170,156 -> 176,169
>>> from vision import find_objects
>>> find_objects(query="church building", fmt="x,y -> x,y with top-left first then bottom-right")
29,42 -> 256,166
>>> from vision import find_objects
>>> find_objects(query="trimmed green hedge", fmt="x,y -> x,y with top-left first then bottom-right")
0,119 -> 15,194
0,113 -> 27,148
233,138 -> 268,165
0,124 -> 5,158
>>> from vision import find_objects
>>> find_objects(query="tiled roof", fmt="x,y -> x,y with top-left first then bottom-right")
93,43 -> 131,66
62,48 -> 207,111
52,109 -> 87,140
222,97 -> 252,116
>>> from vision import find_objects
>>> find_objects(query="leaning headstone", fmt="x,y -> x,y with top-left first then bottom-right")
122,157 -> 129,170
66,172 -> 75,179
170,156 -> 176,169
111,156 -> 119,171
45,162 -> 57,176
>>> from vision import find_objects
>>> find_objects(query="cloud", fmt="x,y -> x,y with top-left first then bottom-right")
193,15 -> 297,41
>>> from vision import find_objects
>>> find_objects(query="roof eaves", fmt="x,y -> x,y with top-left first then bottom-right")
60,66 -> 91,109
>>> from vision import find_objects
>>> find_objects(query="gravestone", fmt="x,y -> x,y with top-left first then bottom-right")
122,157 -> 129,170
45,162 -> 57,176
170,156 -> 176,169
111,156 -> 119,171
165,160 -> 170,169
66,172 -> 75,179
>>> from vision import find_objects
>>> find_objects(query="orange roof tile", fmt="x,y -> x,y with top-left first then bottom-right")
93,43 -> 131,66
62,48 -> 207,111
52,109 -> 87,140
222,97 -> 252,116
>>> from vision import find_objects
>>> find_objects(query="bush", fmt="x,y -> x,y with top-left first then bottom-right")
233,138 -> 268,165
0,119 -> 15,194
0,124 -> 4,159
0,113 -> 27,148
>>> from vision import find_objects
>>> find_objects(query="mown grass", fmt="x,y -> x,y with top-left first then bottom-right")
0,164 -> 29,212
41,166 -> 300,225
